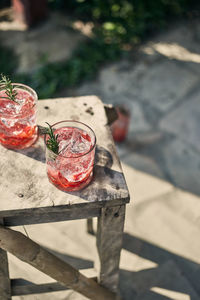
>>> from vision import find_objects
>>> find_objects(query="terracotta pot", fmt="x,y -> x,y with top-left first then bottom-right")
12,0 -> 48,27
111,106 -> 130,142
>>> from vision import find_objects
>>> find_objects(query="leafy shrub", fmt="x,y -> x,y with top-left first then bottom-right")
10,0 -> 200,98
0,44 -> 18,77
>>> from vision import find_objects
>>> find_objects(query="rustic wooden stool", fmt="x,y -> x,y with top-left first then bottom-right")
0,96 -> 130,299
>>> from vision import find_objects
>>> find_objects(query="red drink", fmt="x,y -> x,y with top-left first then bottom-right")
0,83 -> 38,149
45,121 -> 96,192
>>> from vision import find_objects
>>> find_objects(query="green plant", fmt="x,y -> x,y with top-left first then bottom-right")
8,0 -> 200,99
0,44 -> 18,77
0,74 -> 18,102
45,122 -> 59,154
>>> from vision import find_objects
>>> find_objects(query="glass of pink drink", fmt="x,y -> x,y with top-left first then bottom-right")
0,83 -> 38,149
45,120 -> 96,192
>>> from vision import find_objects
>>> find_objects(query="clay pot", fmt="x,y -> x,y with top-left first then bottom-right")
12,0 -> 48,27
111,106 -> 130,142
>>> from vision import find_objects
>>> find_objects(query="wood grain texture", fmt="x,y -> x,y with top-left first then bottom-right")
0,219 -> 11,300
11,279 -> 68,296
0,96 -> 129,220
104,104 -> 118,125
87,218 -> 95,235
2,206 -> 101,227
0,225 -> 117,300
11,269 -> 97,296
96,205 -> 126,293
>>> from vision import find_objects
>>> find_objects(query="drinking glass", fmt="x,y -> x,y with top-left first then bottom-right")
0,83 -> 38,149
45,120 -> 96,192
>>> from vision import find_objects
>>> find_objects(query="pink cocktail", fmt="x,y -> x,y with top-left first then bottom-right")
0,83 -> 38,149
45,121 -> 96,192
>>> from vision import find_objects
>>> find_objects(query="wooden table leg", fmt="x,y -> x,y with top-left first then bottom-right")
87,218 -> 95,235
0,219 -> 11,300
96,205 -> 125,293
0,225 -> 116,300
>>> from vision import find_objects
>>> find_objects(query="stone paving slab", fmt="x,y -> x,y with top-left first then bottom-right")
121,163 -> 173,204
160,88 -> 200,152
141,22 -> 200,77
162,138 -> 200,195
75,60 -> 200,195
0,12 -> 84,73
76,51 -> 198,114
137,59 -> 198,113
121,153 -> 165,179
126,101 -> 151,134
76,60 -> 149,105
71,22 -> 200,197
123,165 -> 200,296
122,260 -> 200,300
153,22 -> 200,55
125,190 -> 200,266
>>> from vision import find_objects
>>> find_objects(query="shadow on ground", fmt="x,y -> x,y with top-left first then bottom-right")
120,233 -> 200,299
33,232 -> 200,299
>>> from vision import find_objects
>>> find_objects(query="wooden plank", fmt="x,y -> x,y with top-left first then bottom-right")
11,269 -> 97,295
3,206 -> 101,227
104,104 -> 118,125
0,96 -> 130,217
0,200 -> 129,226
11,279 -> 67,296
0,225 -> 118,300
87,218 -> 95,235
96,205 -> 126,293
0,219 -> 11,300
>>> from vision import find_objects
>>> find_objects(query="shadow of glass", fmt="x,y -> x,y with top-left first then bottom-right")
65,146 -> 127,201
14,136 -> 46,163
95,145 -> 113,168
13,141 -> 126,202
67,164 -> 127,202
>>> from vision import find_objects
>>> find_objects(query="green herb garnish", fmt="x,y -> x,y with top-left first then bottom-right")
0,74 -> 18,103
45,122 -> 59,154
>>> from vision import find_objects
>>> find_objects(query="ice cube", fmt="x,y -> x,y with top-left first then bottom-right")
0,99 -> 25,115
14,98 -> 26,114
71,134 -> 90,154
0,102 -> 15,114
58,139 -> 71,154
58,128 -> 92,156
1,118 -> 16,128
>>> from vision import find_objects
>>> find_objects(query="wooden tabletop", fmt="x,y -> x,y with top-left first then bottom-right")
0,96 -> 130,225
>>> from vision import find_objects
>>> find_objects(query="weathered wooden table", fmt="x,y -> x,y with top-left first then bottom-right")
0,96 -> 130,299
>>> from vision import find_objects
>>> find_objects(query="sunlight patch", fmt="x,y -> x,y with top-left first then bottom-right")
72,20 -> 94,37
120,249 -> 158,272
151,287 -> 190,300
143,42 -> 200,63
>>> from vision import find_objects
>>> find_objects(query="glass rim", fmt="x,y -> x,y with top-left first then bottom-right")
0,83 -> 38,118
44,120 -> 97,159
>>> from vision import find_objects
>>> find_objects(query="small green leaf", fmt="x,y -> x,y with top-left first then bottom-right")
45,122 -> 59,154
0,74 -> 18,103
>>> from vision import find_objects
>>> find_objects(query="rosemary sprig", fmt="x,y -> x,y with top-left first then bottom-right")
0,74 -> 18,103
45,122 -> 59,154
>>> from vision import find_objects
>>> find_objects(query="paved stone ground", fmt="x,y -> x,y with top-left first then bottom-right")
68,21 -> 200,197
1,10 -> 200,300
8,167 -> 200,300
0,10 -> 86,73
